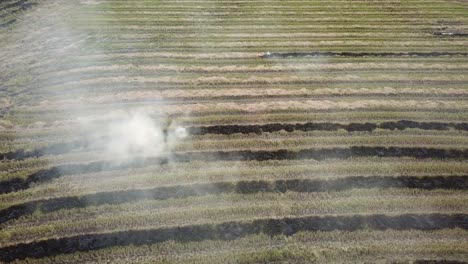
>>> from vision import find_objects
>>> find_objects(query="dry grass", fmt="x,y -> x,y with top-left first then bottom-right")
1,0 -> 467,261
2,189 -> 467,246
9,229 -> 468,264
2,158 -> 467,207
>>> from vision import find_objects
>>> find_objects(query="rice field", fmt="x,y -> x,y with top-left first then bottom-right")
0,0 -> 467,263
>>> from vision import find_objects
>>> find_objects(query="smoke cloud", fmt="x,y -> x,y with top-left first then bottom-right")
103,112 -> 165,161
79,111 -> 188,163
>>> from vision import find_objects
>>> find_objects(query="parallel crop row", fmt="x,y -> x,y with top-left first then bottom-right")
1,0 -> 467,261
2,120 -> 467,161
1,146 -> 467,194
1,176 -> 467,225
1,213 -> 467,261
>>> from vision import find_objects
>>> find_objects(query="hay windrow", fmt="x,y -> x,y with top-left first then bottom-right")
0,213 -> 466,261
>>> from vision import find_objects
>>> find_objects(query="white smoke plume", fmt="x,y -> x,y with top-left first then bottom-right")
103,112 -> 166,161
77,110 -> 188,163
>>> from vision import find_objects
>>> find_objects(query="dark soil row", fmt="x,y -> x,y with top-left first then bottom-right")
176,147 -> 468,162
1,146 -> 467,194
2,120 -> 467,161
413,261 -> 467,264
188,120 -> 468,135
0,0 -> 35,27
0,157 -> 168,194
0,0 -> 34,11
260,52 -> 468,58
433,32 -> 468,37
1,213 -> 467,261
0,140 -> 86,160
1,176 -> 466,225
0,18 -> 15,27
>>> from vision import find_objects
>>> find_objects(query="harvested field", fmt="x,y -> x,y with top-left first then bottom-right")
1,213 -> 467,261
1,146 -> 467,194
2,120 -> 467,160
1,176 -> 467,225
0,0 -> 467,262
